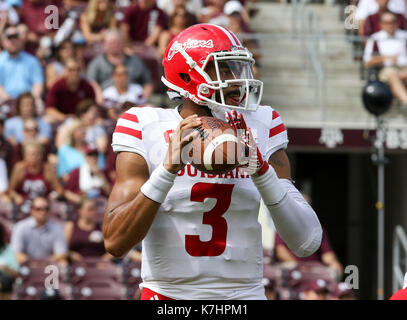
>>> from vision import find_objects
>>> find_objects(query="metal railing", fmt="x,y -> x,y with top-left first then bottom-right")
393,225 -> 407,293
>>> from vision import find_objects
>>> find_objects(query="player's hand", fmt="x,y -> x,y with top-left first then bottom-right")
163,114 -> 201,174
225,110 -> 268,176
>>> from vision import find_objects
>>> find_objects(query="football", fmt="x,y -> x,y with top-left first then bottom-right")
188,116 -> 240,174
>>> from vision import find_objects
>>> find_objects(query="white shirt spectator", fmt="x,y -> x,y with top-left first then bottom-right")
363,29 -> 407,66
0,1 -> 20,25
103,83 -> 146,106
157,0 -> 203,16
356,0 -> 406,21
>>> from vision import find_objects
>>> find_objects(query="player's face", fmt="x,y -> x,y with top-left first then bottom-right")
205,60 -> 254,107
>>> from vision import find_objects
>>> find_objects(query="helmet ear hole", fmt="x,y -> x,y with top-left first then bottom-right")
179,73 -> 191,84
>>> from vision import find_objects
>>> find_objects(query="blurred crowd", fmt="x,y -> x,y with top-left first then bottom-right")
0,0 -> 263,300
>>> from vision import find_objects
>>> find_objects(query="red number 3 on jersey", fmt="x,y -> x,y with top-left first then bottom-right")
185,182 -> 234,257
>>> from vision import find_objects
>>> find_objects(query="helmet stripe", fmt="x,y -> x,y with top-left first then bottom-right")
207,23 -> 239,47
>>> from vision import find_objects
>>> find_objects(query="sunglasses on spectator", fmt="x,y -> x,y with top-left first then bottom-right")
24,127 -> 38,132
32,206 -> 49,212
381,19 -> 397,24
68,67 -> 81,72
5,32 -> 19,40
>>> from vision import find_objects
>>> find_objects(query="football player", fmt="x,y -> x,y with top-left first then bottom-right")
103,23 -> 322,300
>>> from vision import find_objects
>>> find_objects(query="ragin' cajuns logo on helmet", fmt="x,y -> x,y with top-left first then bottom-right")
167,39 -> 214,61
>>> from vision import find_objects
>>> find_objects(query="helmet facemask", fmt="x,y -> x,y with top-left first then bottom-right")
198,50 -> 263,112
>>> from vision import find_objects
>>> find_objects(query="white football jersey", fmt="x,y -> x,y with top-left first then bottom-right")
111,105 -> 288,300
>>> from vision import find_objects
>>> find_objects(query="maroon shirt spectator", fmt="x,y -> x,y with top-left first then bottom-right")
45,58 -> 95,122
64,198 -> 111,261
45,78 -> 95,116
364,11 -> 407,36
20,0 -> 64,35
274,224 -> 343,278
274,227 -> 333,263
121,0 -> 168,45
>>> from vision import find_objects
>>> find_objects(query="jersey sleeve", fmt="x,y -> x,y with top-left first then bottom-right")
264,107 -> 289,161
111,108 -> 147,160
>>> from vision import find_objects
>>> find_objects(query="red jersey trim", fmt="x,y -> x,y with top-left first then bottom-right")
114,126 -> 142,140
269,123 -> 286,138
121,112 -> 139,123
272,110 -> 280,120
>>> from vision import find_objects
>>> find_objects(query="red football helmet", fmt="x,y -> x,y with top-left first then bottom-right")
162,23 -> 263,112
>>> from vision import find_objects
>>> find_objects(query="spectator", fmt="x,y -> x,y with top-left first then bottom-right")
0,25 -> 44,102
363,11 -> 407,106
364,0 -> 407,36
80,0 -> 117,44
356,0 -> 406,36
19,0 -> 63,46
57,119 -> 104,181
64,198 -> 112,262
7,141 -> 68,207
274,194 -> 343,278
4,92 -> 51,147
86,29 -> 154,101
0,221 -> 19,300
45,40 -> 75,90
198,0 -> 227,24
102,64 -> 147,120
11,118 -> 52,164
64,145 -> 111,200
10,196 -> 68,265
157,0 -> 202,16
0,0 -> 20,29
45,58 -> 96,123
274,226 -> 343,277
56,99 -> 108,153
120,0 -> 168,47
157,4 -> 195,57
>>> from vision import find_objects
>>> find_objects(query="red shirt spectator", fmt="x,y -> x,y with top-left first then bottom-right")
45,59 -> 95,121
122,0 -> 168,45
364,11 -> 407,36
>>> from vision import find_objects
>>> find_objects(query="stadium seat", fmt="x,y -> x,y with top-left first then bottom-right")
14,259 -> 71,300
68,257 -> 124,285
0,98 -> 17,119
123,260 -> 142,299
49,199 -> 71,221
72,279 -> 127,300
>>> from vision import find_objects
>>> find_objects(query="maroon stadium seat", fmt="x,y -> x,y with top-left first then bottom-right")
14,259 -> 71,300
123,260 -> 142,299
72,279 -> 127,300
69,258 -> 123,285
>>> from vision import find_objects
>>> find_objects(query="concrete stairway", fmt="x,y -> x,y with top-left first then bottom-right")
250,2 -> 407,130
